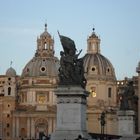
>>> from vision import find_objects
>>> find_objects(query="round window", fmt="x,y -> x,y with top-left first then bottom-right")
8,78 -> 11,81
26,68 -> 29,72
40,66 -> 46,72
91,67 -> 96,71
107,68 -> 110,72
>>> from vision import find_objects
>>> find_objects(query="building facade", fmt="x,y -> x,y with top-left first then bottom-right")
136,62 -> 140,133
83,29 -> 118,135
0,25 -> 59,140
0,25 -> 139,140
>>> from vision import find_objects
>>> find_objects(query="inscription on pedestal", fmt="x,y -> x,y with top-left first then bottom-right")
57,96 -> 86,104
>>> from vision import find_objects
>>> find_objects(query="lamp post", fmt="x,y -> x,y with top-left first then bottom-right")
100,111 -> 106,140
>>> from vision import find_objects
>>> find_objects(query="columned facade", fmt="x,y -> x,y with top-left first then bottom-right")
83,29 -> 117,135
2,25 -> 140,139
11,113 -> 56,139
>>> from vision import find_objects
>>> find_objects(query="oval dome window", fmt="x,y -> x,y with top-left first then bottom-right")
40,66 -> 46,72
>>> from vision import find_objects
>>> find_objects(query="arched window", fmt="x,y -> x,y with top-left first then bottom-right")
8,87 -> 11,95
90,87 -> 96,97
108,87 -> 112,98
7,132 -> 9,136
7,123 -> 10,127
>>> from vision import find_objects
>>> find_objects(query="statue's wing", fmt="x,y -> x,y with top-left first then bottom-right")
58,33 -> 76,54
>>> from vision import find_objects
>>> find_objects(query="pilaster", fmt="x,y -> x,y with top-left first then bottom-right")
27,117 -> 31,138
12,116 -> 16,138
31,118 -> 35,138
16,117 -> 19,137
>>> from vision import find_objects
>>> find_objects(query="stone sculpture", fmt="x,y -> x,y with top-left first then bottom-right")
120,81 -> 138,110
58,32 -> 86,88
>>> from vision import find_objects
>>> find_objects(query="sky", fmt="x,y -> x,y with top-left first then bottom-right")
0,0 -> 140,80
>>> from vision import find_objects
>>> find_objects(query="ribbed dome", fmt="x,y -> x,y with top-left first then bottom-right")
22,24 -> 59,78
6,67 -> 16,77
83,29 -> 116,81
22,56 -> 59,77
83,53 -> 116,80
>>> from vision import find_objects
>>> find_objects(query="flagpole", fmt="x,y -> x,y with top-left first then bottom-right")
57,30 -> 60,38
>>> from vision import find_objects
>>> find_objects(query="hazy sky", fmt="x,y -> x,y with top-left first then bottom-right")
0,0 -> 140,80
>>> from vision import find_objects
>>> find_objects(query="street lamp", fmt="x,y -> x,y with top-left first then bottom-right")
100,111 -> 106,140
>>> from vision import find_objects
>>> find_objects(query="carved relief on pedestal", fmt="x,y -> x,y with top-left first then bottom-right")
57,96 -> 86,104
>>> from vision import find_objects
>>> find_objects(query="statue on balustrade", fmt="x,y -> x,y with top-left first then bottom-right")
120,81 -> 138,110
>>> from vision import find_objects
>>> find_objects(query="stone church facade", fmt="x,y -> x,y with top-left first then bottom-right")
84,29 -> 118,135
0,25 -> 140,140
0,24 -> 59,140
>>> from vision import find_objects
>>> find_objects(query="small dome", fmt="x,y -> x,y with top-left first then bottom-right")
40,23 -> 51,38
6,67 -> 16,77
89,28 -> 99,39
84,28 -> 116,81
40,30 -> 51,38
83,53 -> 116,81
22,57 -> 59,77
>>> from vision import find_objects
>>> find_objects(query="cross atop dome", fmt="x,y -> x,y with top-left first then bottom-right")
45,23 -> 47,32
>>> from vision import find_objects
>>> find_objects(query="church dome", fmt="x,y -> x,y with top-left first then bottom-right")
83,53 -> 116,80
6,67 -> 16,77
21,24 -> 59,78
83,29 -> 116,81
22,56 -> 59,77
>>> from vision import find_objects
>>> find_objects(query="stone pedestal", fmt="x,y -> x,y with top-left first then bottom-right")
117,110 -> 140,139
51,86 -> 92,140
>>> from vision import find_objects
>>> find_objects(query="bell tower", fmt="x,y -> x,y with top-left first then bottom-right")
87,28 -> 100,54
36,24 -> 54,57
